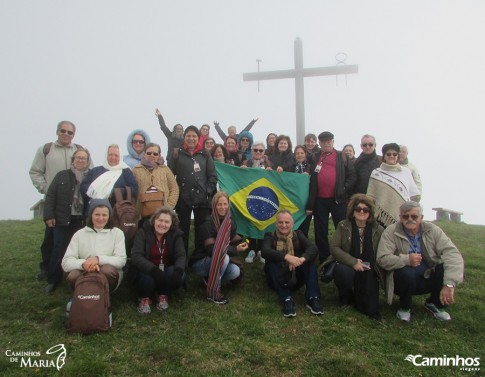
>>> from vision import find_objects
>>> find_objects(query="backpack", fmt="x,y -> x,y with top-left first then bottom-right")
43,142 -> 83,156
112,187 -> 138,244
67,272 -> 111,334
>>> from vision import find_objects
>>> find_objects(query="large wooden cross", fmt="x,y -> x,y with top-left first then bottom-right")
243,38 -> 358,145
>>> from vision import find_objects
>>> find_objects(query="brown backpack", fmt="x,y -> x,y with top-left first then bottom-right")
112,187 -> 138,243
67,272 -> 111,334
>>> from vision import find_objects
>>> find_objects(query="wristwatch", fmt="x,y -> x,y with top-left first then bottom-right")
445,284 -> 454,288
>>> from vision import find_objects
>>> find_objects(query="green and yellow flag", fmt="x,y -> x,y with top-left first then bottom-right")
215,162 -> 310,239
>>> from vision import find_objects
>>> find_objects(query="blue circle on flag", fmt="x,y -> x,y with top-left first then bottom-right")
246,186 -> 279,221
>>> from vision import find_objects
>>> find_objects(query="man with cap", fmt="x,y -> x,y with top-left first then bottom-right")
307,131 -> 356,263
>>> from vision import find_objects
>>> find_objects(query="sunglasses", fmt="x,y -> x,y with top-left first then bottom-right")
354,206 -> 371,213
362,143 -> 374,147
386,152 -> 398,157
59,129 -> 74,136
253,149 -> 264,153
132,140 -> 145,144
146,151 -> 159,156
401,214 -> 420,221
240,138 -> 249,142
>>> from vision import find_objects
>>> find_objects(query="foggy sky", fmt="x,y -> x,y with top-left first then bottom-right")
1,0 -> 484,224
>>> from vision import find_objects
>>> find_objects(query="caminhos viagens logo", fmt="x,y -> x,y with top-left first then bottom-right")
77,294 -> 100,300
404,354 -> 480,372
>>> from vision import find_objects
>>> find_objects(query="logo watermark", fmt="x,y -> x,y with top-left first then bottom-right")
405,354 -> 480,372
5,344 -> 66,371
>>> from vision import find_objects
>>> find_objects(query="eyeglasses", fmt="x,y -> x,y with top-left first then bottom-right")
240,138 -> 249,142
59,129 -> 74,136
146,151 -> 159,156
354,206 -> 371,214
362,143 -> 374,147
386,152 -> 398,157
74,156 -> 88,161
401,214 -> 420,221
132,139 -> 145,144
253,149 -> 264,153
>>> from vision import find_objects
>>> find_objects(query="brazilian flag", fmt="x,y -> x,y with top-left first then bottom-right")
215,161 -> 310,239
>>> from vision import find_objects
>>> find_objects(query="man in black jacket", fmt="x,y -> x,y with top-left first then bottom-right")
353,134 -> 381,195
307,131 -> 356,263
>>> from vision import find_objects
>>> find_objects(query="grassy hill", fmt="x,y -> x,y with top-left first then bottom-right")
0,220 -> 483,376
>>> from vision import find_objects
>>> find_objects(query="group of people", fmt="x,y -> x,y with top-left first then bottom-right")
29,114 -> 464,322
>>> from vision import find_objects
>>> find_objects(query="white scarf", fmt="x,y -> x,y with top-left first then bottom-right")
87,146 -> 129,199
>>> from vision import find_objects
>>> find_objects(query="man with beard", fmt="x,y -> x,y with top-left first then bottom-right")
377,201 -> 464,322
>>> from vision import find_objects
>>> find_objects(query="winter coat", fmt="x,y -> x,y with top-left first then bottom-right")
261,230 -> 318,263
123,129 -> 151,168
130,220 -> 186,275
376,221 -> 464,304
168,148 -> 217,209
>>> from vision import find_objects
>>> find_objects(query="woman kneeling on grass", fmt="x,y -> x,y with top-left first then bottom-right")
190,191 -> 249,304
130,207 -> 186,314
61,199 -> 127,292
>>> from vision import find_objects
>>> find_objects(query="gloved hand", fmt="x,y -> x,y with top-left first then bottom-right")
170,268 -> 184,289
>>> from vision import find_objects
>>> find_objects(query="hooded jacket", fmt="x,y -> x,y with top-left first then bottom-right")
237,131 -> 254,162
123,129 -> 151,168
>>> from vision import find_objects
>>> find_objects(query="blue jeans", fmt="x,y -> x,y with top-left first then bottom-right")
265,260 -> 321,301
314,197 -> 347,262
393,264 -> 445,310
192,255 -> 240,290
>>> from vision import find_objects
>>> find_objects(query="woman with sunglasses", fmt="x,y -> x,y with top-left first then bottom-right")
132,143 -> 179,221
367,143 -> 420,227
241,142 -> 272,170
330,193 -> 384,320
237,131 -> 254,163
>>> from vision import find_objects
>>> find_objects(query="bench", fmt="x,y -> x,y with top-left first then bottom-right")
432,208 -> 463,223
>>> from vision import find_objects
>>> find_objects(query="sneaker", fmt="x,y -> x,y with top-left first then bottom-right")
283,297 -> 296,318
396,308 -> 411,322
424,302 -> 451,321
138,297 -> 151,314
306,297 -> 323,315
257,250 -> 265,264
207,294 -> 228,305
245,250 -> 255,263
156,295 -> 169,311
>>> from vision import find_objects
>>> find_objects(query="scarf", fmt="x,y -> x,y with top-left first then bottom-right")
295,160 -> 309,174
140,156 -> 165,170
71,166 -> 89,213
87,146 -> 128,199
275,230 -> 294,256
349,218 -> 374,263
367,164 -> 409,227
183,142 -> 203,156
206,206 -> 232,299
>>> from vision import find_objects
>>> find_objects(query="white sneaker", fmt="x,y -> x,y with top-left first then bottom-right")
424,302 -> 451,321
245,250 -> 255,263
396,308 -> 411,322
257,250 -> 265,264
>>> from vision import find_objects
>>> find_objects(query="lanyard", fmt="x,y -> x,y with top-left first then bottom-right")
156,237 -> 166,257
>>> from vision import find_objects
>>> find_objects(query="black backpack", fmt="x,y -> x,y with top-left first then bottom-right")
67,272 -> 111,334
112,187 -> 138,244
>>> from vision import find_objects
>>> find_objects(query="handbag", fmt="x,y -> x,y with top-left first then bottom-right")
319,257 -> 337,283
140,191 -> 164,218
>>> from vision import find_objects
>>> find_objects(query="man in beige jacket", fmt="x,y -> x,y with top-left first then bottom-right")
377,201 -> 464,322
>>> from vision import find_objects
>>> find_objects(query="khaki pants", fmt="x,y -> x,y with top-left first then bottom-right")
66,265 -> 119,292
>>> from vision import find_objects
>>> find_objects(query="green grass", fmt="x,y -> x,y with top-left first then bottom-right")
0,220 -> 484,376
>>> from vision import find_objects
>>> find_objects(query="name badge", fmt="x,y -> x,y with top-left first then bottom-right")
194,162 -> 201,172
314,163 -> 322,173
159,262 -> 165,271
